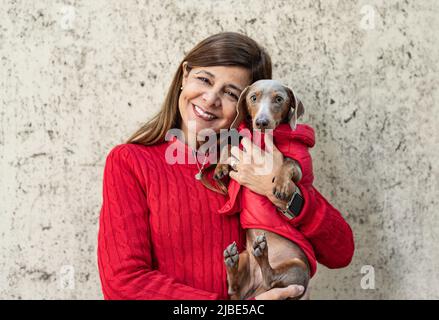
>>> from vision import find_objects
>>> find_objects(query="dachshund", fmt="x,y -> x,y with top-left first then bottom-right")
214,79 -> 310,300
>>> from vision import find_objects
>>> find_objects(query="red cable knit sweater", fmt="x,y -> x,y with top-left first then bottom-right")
97,131 -> 354,300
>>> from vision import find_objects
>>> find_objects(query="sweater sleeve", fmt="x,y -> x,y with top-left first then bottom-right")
97,144 -> 220,300
285,143 -> 355,269
291,184 -> 355,268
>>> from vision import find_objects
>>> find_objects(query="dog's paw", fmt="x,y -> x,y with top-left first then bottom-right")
224,242 -> 239,269
252,233 -> 267,257
272,175 -> 294,201
214,164 -> 230,180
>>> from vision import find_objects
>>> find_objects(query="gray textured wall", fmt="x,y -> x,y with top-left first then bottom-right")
1,0 -> 438,299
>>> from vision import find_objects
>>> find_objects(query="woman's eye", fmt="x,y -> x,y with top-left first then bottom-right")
197,77 -> 210,84
250,95 -> 257,102
276,96 -> 284,103
225,91 -> 239,100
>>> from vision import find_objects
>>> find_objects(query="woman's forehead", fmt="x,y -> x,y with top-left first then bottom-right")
191,65 -> 251,88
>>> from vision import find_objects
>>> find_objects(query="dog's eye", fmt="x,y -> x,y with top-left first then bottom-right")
250,95 -> 257,102
276,96 -> 284,103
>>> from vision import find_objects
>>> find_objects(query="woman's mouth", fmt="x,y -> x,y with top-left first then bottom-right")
192,103 -> 218,121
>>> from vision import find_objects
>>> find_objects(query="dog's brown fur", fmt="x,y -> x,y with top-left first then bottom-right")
216,80 -> 309,300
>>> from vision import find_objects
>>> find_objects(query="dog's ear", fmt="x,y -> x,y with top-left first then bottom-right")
230,86 -> 250,129
285,86 -> 305,130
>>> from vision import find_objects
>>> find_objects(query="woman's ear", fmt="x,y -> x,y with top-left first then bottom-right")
181,61 -> 190,87
230,86 -> 250,129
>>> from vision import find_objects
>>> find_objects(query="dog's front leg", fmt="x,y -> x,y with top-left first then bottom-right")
272,158 -> 301,201
214,143 -> 232,180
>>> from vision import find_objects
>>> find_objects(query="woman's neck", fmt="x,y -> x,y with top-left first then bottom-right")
182,129 -> 217,151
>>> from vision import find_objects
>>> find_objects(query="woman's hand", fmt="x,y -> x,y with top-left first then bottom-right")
254,284 -> 308,300
228,134 -> 295,210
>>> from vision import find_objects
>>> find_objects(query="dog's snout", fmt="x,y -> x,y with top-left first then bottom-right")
255,118 -> 269,128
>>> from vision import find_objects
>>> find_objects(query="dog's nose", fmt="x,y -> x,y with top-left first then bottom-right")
255,118 -> 269,128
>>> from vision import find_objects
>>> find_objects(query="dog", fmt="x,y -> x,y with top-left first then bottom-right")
214,79 -> 310,300
214,80 -> 304,200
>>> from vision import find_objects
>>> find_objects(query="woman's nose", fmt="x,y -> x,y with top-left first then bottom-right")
202,89 -> 221,108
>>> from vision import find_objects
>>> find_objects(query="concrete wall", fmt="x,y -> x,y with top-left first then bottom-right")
1,0 -> 438,299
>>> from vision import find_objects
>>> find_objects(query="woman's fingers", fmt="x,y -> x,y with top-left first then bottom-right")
264,132 -> 275,153
240,137 -> 254,153
228,170 -> 240,183
254,285 -> 305,300
241,136 -> 265,156
230,146 -> 243,162
225,156 -> 239,171
277,285 -> 305,299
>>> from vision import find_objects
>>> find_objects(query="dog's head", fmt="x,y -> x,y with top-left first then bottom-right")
234,79 -> 305,131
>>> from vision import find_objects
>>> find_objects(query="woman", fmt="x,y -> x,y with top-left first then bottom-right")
97,32 -> 354,300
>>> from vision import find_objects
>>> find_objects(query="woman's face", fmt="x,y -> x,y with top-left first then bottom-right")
179,63 -> 251,139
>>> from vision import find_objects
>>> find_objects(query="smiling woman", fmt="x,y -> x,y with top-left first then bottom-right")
97,32 -> 354,300
179,64 -> 251,141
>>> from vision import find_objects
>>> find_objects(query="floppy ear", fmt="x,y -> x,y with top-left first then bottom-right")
285,86 -> 305,130
229,86 -> 250,129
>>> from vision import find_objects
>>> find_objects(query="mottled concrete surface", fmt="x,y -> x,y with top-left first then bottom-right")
1,0 -> 438,299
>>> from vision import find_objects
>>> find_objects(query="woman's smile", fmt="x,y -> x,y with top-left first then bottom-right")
191,102 -> 219,121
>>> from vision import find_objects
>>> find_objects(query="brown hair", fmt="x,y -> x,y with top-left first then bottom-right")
126,32 -> 272,193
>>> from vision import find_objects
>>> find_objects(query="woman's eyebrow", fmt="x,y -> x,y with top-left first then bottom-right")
226,84 -> 243,93
195,70 -> 215,78
195,70 -> 244,92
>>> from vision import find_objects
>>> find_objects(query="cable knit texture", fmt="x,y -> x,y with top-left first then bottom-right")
97,131 -> 354,300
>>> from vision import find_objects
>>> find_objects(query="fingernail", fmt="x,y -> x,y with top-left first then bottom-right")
295,285 -> 304,294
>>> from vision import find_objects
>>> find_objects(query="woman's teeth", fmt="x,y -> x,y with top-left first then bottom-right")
193,104 -> 217,121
